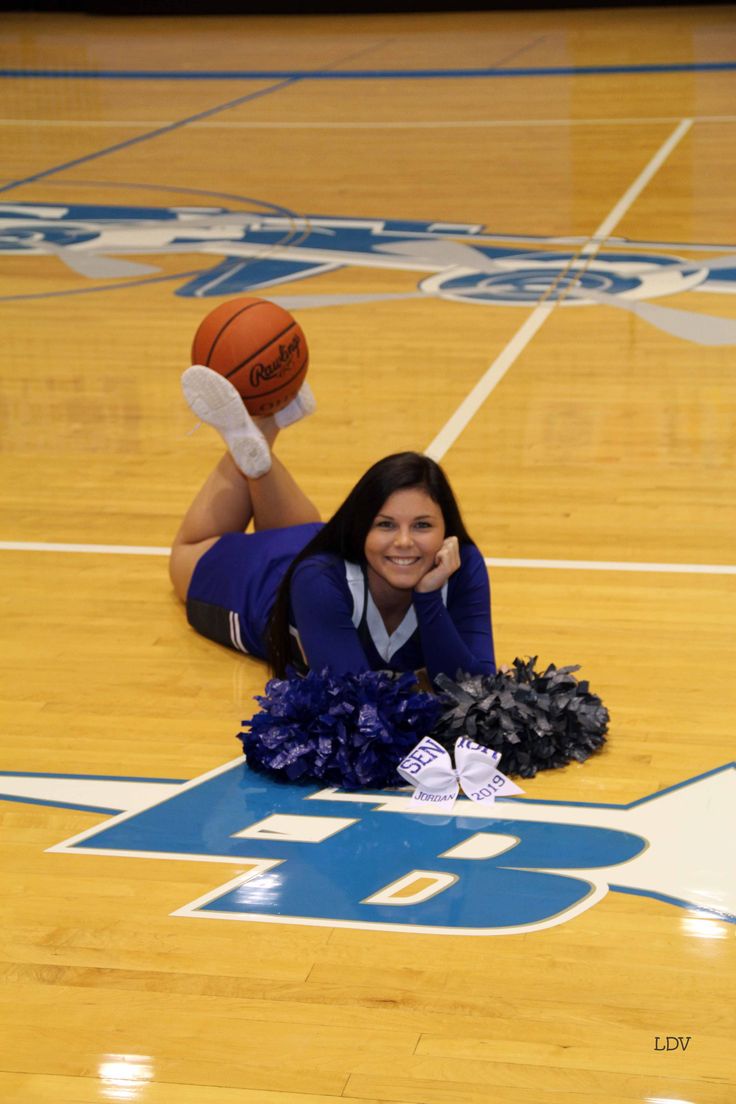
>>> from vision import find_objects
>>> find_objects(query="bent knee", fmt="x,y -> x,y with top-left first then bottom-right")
169,537 -> 219,603
168,546 -> 192,603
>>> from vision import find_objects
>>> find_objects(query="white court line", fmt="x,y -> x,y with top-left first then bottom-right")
485,558 -> 736,576
1,541 -> 733,575
1,115 -> 735,129
0,541 -> 170,555
584,118 -> 692,247
423,118 -> 693,462
423,304 -> 554,462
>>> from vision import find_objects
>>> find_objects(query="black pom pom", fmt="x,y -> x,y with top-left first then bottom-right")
431,657 -> 609,778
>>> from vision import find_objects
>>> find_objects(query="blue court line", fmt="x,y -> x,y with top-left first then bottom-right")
2,61 -> 736,80
0,770 -> 185,814
0,769 -> 185,782
610,885 -> 736,924
0,75 -> 300,195
0,794 -> 126,814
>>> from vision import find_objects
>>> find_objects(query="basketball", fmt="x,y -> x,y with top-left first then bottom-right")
191,297 -> 309,416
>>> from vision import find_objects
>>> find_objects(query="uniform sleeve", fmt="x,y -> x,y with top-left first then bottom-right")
412,543 -> 495,684
289,558 -> 372,676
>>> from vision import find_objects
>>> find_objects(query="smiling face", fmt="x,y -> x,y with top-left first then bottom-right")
363,486 -> 446,596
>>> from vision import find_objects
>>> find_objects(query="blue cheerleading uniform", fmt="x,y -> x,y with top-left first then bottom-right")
186,524 -> 495,682
186,523 -> 323,656
288,546 -> 494,682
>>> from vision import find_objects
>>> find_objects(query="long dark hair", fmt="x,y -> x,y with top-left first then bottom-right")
265,451 -> 474,677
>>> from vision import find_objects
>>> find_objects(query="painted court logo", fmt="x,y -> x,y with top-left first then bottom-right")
1,760 -> 733,935
2,203 -> 736,346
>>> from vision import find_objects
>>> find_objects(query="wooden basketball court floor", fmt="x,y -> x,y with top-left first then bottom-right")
0,4 -> 734,1102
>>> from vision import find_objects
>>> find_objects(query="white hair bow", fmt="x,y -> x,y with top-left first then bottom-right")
397,736 -> 524,812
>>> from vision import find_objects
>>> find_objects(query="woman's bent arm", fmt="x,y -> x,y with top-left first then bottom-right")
414,544 -> 495,683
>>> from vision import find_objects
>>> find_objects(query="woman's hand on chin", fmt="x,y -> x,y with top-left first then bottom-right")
414,536 -> 461,593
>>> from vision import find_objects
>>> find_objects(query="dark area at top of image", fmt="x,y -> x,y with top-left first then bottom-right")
3,0 -> 736,14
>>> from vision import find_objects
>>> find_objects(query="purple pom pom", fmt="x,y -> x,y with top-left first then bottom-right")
239,668 -> 443,789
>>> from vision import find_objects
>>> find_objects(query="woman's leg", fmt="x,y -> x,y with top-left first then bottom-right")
169,419 -> 320,602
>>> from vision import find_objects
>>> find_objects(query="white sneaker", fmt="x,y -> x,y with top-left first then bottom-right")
181,365 -> 271,478
274,380 -> 317,428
